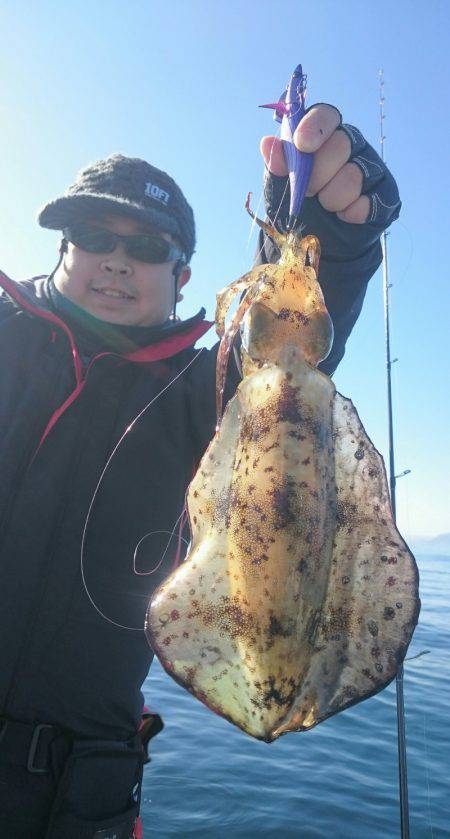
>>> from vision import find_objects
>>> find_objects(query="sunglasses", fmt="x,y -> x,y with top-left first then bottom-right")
63,224 -> 185,265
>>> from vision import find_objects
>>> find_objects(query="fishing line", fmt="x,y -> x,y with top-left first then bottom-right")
81,94 -> 297,629
172,502 -> 190,572
224,112 -> 293,346
223,125 -> 289,346
80,348 -> 204,631
245,124 -> 278,252
250,176 -> 289,267
82,511 -> 187,632
222,125 -> 293,391
248,123 -> 290,266
133,518 -> 189,577
404,650 -> 430,662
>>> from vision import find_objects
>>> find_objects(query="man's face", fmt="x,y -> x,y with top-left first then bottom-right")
53,215 -> 191,326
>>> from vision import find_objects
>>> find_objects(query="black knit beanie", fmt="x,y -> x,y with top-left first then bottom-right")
37,154 -> 196,262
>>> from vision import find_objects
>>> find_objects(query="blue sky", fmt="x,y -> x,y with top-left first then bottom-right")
1,0 -> 448,537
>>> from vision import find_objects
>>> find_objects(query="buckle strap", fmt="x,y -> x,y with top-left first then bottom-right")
0,716 -> 69,775
27,723 -> 56,773
0,715 -> 160,774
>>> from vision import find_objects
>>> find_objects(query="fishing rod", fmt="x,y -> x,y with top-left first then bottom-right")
379,69 -> 411,839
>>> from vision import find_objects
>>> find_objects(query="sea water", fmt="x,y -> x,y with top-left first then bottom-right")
142,554 -> 449,837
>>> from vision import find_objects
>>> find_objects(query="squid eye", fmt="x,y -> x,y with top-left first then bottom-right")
305,248 -> 314,268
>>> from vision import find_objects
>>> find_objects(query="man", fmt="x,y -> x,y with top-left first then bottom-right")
0,105 -> 400,838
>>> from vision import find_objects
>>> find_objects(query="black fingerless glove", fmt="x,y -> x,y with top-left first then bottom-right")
262,125 -> 401,263
255,128 -> 401,375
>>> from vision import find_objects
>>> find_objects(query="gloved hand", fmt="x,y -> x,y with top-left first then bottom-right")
260,103 -> 401,262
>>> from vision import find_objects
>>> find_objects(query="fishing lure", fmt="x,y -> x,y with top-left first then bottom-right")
145,67 -> 420,742
259,62 -> 312,229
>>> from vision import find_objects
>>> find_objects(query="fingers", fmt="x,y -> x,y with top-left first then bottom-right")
260,103 -> 342,176
260,113 -> 401,231
318,162 -> 363,214
306,129 -> 351,195
337,128 -> 400,226
293,104 -> 341,153
260,136 -> 287,176
309,124 -> 385,224
337,196 -> 371,224
261,129 -> 368,223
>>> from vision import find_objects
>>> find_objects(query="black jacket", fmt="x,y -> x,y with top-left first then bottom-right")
0,235 -> 380,740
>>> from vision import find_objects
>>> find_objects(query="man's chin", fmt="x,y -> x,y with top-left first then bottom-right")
85,300 -> 166,328
86,292 -> 138,324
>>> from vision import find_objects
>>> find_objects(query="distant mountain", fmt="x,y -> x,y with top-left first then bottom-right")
407,532 -> 450,556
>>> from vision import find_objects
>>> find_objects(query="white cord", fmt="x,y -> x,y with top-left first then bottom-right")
80,348 -> 204,631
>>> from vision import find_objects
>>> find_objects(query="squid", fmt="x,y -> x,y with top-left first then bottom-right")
145,202 -> 419,741
145,64 -> 419,741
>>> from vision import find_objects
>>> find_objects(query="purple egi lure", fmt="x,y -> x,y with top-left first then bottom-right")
260,64 -> 313,230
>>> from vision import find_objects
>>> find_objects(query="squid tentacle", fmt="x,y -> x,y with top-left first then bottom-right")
245,192 -> 285,250
215,272 -> 254,339
215,273 -> 269,425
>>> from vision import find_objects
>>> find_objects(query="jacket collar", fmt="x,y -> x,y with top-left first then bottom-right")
0,271 -> 213,363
